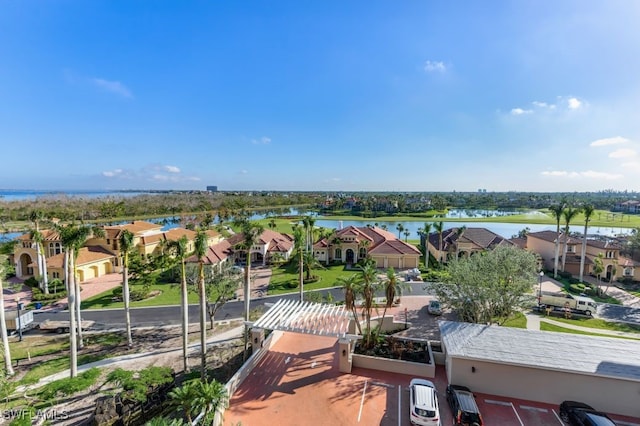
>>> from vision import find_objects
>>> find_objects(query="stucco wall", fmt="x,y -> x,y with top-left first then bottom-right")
448,356 -> 640,418
353,353 -> 435,378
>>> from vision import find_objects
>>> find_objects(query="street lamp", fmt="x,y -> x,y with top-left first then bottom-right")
15,297 -> 23,342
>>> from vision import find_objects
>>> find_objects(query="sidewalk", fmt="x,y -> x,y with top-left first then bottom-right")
41,273 -> 123,311
581,275 -> 640,308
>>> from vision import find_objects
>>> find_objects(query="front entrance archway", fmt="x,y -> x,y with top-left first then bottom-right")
18,253 -> 34,277
346,249 -> 355,264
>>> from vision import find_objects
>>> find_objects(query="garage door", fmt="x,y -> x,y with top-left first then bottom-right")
387,257 -> 400,268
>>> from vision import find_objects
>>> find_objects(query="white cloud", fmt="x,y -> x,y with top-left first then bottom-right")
510,108 -> 533,115
567,97 -> 582,110
251,137 -> 271,145
608,148 -> 637,159
163,165 -> 180,173
240,169 -> 248,174
91,78 -> 133,98
102,169 -> 124,177
590,136 -> 630,147
424,61 -> 447,73
622,161 -> 640,170
541,170 -> 623,180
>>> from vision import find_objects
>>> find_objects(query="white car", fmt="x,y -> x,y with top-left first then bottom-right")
409,378 -> 441,426
427,300 -> 442,316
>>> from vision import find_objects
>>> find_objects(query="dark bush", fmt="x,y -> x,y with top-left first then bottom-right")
24,277 -> 39,288
112,286 -> 123,296
568,277 -> 580,284
558,271 -> 573,279
31,287 -> 67,301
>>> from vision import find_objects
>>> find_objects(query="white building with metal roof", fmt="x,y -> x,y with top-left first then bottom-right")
439,321 -> 640,418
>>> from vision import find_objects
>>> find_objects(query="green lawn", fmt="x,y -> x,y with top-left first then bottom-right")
539,322 -> 640,340
268,263 -> 356,295
18,353 -> 107,385
541,315 -> 640,334
502,312 -> 527,328
81,282 -> 198,309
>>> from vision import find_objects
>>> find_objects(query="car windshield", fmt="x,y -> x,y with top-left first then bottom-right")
584,412 -> 616,426
415,407 -> 436,418
430,301 -> 440,308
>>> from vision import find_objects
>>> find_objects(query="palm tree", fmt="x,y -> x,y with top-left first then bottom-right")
403,229 -> 410,242
169,380 -> 197,423
292,225 -> 305,302
234,219 -> 264,360
268,219 -> 277,230
337,274 -> 362,335
29,210 -> 49,294
302,215 -> 316,253
561,206 -> 580,272
192,379 -> 228,423
548,203 -> 565,278
57,223 -> 89,378
374,268 -> 400,342
194,230 -> 209,380
0,256 -> 15,376
168,235 -> 191,372
418,223 -> 432,269
395,223 -> 404,239
579,204 -> 595,283
119,229 -> 135,347
360,261 -> 378,348
75,225 -> 105,349
593,253 -> 604,293
433,221 -> 444,264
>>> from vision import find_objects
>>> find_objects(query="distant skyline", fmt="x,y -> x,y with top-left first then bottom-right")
2,1 -> 639,192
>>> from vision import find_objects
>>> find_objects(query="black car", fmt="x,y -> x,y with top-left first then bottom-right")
559,401 -> 617,426
446,385 -> 483,426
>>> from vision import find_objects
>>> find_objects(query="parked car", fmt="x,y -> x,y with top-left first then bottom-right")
427,300 -> 442,315
409,378 -> 441,426
559,401 -> 616,426
446,385 -> 483,426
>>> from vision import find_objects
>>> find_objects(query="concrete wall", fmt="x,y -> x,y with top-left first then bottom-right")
352,352 -> 435,378
448,356 -> 640,418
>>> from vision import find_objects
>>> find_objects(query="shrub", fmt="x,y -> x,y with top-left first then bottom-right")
107,366 -> 174,403
24,277 -> 39,288
286,281 -> 299,289
568,277 -> 580,284
112,286 -> 123,296
130,289 -> 149,301
557,271 -> 572,280
39,368 -> 101,400
31,287 -> 67,301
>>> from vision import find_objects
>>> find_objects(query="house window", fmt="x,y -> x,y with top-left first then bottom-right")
49,242 -> 62,257
567,246 -> 575,253
52,272 -> 60,279
606,251 -> 615,259
359,248 -> 367,258
22,242 -> 30,248
335,248 -> 342,259
107,239 -> 111,245
624,267 -> 633,277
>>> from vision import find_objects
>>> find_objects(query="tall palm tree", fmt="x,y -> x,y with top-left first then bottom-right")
403,229 -> 410,242
29,210 -> 49,294
360,261 -> 378,348
395,223 -> 404,239
168,235 -> 191,372
235,220 -> 264,360
579,204 -> 595,283
561,206 -> 580,272
0,256 -> 15,376
433,221 -> 444,264
57,223 -> 89,378
194,230 -> 209,380
418,223 -> 432,269
548,203 -> 565,278
292,225 -> 305,302
302,215 -> 316,253
337,274 -> 362,335
119,229 -> 135,347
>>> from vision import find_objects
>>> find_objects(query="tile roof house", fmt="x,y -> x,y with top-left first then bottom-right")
427,227 -> 513,263
313,225 -> 420,269
524,231 -> 628,280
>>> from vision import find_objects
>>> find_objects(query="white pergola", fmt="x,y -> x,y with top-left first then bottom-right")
251,298 -> 352,337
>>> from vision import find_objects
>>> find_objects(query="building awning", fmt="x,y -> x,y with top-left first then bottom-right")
252,299 -> 351,338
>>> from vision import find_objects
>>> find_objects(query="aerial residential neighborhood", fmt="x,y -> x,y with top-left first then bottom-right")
2,1 -> 640,425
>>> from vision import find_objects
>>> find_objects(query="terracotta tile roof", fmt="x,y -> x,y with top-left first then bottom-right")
369,239 -> 421,255
429,227 -> 512,251
47,246 -> 116,269
186,239 -> 234,265
586,239 -> 623,250
103,221 -> 162,237
16,229 -> 60,241
618,256 -> 639,267
527,230 -> 581,245
205,229 -> 220,238
509,237 -> 527,249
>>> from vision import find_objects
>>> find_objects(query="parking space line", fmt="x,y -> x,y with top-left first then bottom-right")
520,405 -> 548,413
358,380 -> 368,422
510,402 -> 524,426
397,385 -> 401,426
485,399 -> 512,406
551,409 -> 564,425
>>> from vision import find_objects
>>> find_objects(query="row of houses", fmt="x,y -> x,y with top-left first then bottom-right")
12,221 -> 423,284
422,225 -> 639,282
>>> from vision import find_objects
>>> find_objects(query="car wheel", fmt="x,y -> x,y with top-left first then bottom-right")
559,410 -> 568,422
585,310 -> 592,316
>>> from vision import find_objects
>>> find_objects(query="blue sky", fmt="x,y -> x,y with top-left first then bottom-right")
1,1 -> 639,192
